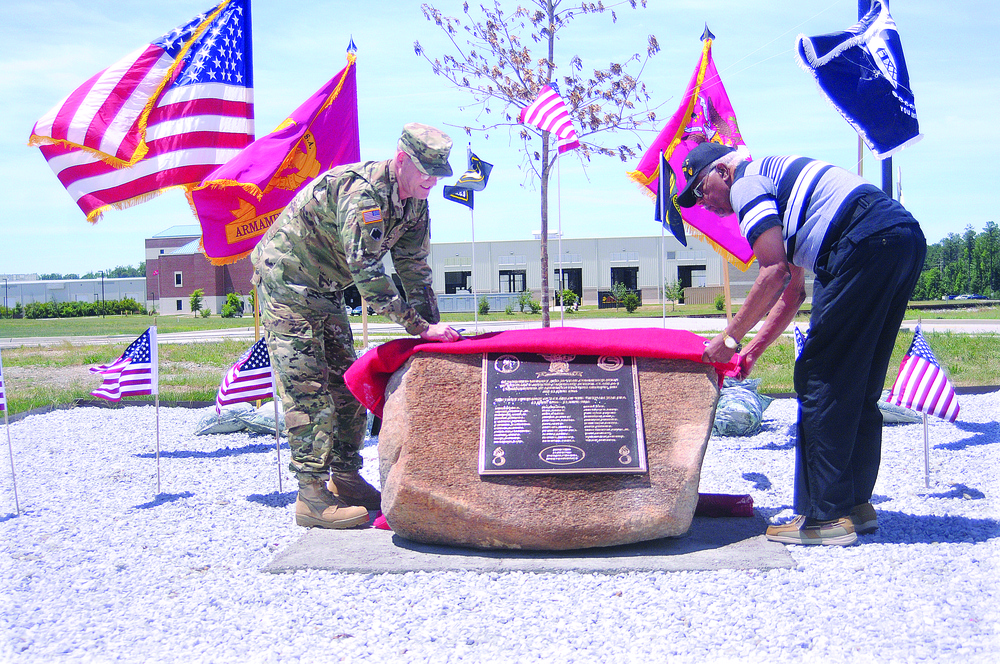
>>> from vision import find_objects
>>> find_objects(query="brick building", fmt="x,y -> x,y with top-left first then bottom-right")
145,225 -> 255,315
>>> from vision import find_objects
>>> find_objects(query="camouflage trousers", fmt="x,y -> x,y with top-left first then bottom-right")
257,283 -> 366,480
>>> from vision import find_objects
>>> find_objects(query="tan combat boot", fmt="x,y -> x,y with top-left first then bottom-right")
295,477 -> 369,529
328,471 -> 382,511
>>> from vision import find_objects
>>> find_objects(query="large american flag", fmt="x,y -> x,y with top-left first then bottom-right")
29,0 -> 254,222
90,328 -> 159,401
216,337 -> 274,413
519,83 -> 580,154
887,326 -> 960,422
0,348 -> 7,412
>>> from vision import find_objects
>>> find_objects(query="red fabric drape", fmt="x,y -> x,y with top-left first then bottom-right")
345,327 -> 735,417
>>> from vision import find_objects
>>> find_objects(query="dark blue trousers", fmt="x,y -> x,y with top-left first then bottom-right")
793,197 -> 926,521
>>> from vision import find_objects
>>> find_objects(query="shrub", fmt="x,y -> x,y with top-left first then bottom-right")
622,291 -> 641,313
664,280 -> 684,310
221,293 -> 244,318
559,289 -> 578,310
528,299 -> 542,314
714,293 -> 726,311
517,290 -> 533,313
200,307 -> 211,318
610,282 -> 629,309
505,302 -> 514,315
478,296 -> 490,315
190,288 -> 204,314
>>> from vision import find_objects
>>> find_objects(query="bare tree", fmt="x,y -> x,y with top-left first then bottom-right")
415,0 -> 660,326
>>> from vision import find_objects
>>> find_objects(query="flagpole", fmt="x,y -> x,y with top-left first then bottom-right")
253,285 -> 261,342
272,377 -> 282,493
917,312 -> 930,488
361,298 -> 369,348
556,153 -> 564,327
922,413 -> 931,488
150,325 -> 160,495
4,407 -> 19,515
253,286 -> 262,408
660,223 -> 666,327
723,265 -> 733,324
469,143 -> 479,335
155,394 -> 161,494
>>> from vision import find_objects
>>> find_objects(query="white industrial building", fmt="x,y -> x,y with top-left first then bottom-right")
3,231 -> 777,315
428,233 -> 762,311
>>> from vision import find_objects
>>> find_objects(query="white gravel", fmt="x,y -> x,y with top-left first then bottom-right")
1,392 -> 997,663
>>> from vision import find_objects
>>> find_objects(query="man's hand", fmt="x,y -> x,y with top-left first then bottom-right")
739,351 -> 759,378
701,333 -> 736,365
420,322 -> 462,342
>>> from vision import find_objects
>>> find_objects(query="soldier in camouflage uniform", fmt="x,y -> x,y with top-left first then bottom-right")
251,123 -> 463,529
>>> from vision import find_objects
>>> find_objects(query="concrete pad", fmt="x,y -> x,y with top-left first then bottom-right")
264,515 -> 795,574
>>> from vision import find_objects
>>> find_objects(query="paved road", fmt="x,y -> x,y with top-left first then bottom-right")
3,316 -> 998,349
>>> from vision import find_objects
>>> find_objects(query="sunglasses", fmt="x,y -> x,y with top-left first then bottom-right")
692,168 -> 712,199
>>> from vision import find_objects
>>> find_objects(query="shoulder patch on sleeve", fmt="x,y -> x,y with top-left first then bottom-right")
361,208 -> 383,224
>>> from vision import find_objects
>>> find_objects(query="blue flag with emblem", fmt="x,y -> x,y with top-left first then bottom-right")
443,186 -> 474,209
455,153 -> 493,191
795,0 -> 921,159
654,150 -> 686,246
443,152 -> 492,209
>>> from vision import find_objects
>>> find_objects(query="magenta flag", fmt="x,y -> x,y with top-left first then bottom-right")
627,35 -> 754,270
188,55 -> 360,264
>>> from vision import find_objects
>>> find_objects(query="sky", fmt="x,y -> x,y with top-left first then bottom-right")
1,0 -> 997,277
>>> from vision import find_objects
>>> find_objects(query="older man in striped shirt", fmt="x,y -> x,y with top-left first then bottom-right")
679,142 -> 926,546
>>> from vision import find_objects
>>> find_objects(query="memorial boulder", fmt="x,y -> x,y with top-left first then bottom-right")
377,351 -> 720,550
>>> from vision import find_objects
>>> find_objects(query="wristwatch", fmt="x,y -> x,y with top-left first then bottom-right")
724,334 -> 742,352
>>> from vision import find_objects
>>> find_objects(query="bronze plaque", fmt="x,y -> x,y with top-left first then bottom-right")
479,352 -> 646,475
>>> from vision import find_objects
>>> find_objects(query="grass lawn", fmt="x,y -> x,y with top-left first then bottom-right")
2,305 -> 997,416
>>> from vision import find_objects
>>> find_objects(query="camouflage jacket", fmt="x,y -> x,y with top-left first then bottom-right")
251,159 -> 439,335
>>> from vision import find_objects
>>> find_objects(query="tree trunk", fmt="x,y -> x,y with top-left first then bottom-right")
540,132 -> 550,328
539,0 -> 556,328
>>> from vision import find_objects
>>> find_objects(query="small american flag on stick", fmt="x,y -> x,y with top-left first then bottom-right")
887,326 -> 959,422
90,328 -> 158,401
216,337 -> 275,413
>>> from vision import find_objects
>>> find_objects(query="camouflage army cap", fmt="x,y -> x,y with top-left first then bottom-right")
399,123 -> 453,177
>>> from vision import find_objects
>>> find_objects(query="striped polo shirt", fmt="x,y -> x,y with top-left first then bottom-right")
730,156 -> 869,272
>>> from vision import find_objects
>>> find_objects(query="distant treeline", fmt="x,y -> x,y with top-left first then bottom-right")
911,222 -> 999,301
1,298 -> 146,319
37,263 -> 146,280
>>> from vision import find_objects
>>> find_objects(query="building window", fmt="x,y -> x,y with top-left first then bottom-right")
444,256 -> 472,267
174,272 -> 183,287
610,266 -> 639,291
499,270 -> 526,293
176,299 -> 183,311
610,251 -> 639,263
498,255 -> 527,266
554,267 -> 583,298
445,271 -> 472,294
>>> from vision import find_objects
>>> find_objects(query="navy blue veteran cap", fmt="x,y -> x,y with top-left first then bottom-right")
676,142 -> 736,208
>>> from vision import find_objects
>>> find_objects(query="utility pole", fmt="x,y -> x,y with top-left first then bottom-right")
860,0 -> 893,198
